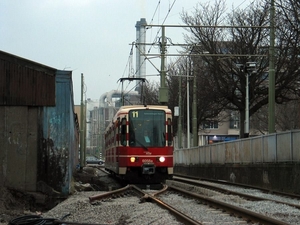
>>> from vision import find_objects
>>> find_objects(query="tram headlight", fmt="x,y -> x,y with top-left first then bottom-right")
130,157 -> 138,162
158,156 -> 165,162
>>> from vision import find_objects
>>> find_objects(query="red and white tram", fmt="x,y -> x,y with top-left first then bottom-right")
104,105 -> 173,183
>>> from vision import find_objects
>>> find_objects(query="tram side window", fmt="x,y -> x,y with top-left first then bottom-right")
113,127 -> 116,147
121,118 -> 126,146
167,118 -> 172,146
108,129 -> 111,147
129,120 -> 135,146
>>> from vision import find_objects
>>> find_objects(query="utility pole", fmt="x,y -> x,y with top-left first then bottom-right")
268,0 -> 275,133
84,99 -> 87,163
245,71 -> 250,138
187,60 -> 190,148
178,70 -> 182,148
159,26 -> 168,104
244,62 -> 257,138
192,64 -> 197,146
80,73 -> 85,169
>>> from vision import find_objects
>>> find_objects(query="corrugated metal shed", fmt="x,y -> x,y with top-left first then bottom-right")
0,50 -> 56,106
39,70 -> 79,195
0,51 -> 79,196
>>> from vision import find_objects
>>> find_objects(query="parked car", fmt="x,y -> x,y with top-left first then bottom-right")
86,156 -> 104,165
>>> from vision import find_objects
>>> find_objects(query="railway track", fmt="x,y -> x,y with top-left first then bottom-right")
163,182 -> 288,225
169,175 -> 300,224
175,174 -> 300,201
89,184 -> 200,225
89,183 -> 290,225
172,175 -> 300,210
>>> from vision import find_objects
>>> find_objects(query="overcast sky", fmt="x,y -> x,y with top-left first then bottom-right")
0,0 -> 251,105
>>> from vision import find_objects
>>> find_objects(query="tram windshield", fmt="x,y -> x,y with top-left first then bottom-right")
129,109 -> 165,147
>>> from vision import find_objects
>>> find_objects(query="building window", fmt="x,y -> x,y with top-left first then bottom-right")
203,120 -> 218,129
229,111 -> 240,129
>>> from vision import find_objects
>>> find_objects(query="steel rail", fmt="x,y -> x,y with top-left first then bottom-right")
147,195 -> 203,225
89,184 -> 203,225
173,176 -> 300,210
174,174 -> 300,203
168,184 -> 289,225
200,177 -> 300,199
89,185 -> 133,202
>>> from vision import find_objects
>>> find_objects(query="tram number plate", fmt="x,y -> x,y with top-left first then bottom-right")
142,159 -> 153,163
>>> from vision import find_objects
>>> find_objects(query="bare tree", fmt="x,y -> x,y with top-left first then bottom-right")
167,57 -> 226,136
252,98 -> 300,133
179,0 -> 300,137
276,100 -> 300,130
142,80 -> 160,105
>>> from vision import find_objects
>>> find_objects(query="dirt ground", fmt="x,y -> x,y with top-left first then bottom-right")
0,166 -> 119,225
0,186 -> 42,225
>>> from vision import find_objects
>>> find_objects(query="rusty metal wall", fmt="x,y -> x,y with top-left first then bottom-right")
174,130 -> 300,165
0,50 -> 56,106
0,106 -> 38,191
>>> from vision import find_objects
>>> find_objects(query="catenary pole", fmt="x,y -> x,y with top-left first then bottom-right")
178,70 -> 182,148
268,0 -> 275,133
245,72 -> 249,137
187,60 -> 190,148
159,26 -> 168,104
80,73 -> 85,169
84,99 -> 87,165
192,63 -> 197,146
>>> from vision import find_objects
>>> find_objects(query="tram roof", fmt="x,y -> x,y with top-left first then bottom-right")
119,105 -> 169,111
105,105 -> 172,133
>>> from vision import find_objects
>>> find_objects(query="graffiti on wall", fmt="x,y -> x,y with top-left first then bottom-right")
7,122 -> 25,156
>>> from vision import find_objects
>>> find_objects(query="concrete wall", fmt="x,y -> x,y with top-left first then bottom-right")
0,106 -> 39,191
175,163 -> 300,194
174,130 -> 300,194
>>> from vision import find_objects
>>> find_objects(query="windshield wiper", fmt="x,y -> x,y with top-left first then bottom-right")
135,138 -> 148,151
